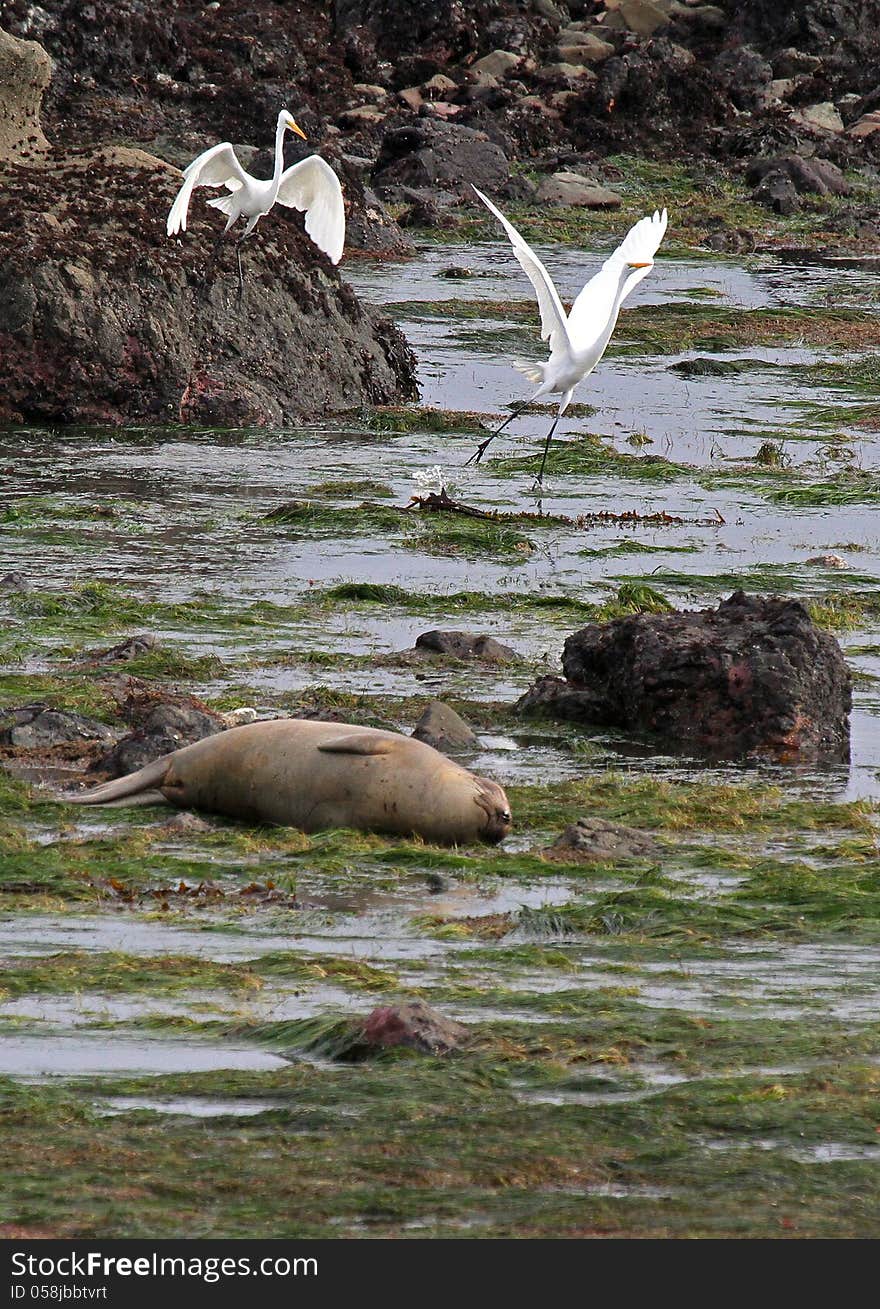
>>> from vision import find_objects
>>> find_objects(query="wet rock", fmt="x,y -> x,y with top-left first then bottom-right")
373,120 -> 509,195
412,701 -> 478,752
0,571 -> 29,592
745,154 -> 851,197
0,705 -> 117,750
556,32 -> 614,63
535,61 -> 597,84
80,634 -> 158,664
603,0 -> 671,39
545,817 -> 660,863
358,1000 -> 467,1055
0,27 -> 51,163
515,591 -> 852,763
472,50 -> 521,79
422,72 -> 459,98
805,554 -> 849,569
848,111 -> 880,140
415,631 -> 518,664
397,86 -> 424,111
792,102 -> 845,134
752,169 -> 799,215
668,357 -> 746,377
536,172 -> 621,207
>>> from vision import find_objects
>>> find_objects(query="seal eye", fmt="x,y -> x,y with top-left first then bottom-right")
500,810 -> 511,822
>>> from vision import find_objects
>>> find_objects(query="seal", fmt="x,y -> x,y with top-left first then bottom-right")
66,719 -> 512,845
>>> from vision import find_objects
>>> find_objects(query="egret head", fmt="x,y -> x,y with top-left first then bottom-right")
280,109 -> 307,141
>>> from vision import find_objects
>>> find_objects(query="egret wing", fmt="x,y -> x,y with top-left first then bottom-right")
276,155 -> 345,264
166,143 -> 250,236
472,185 -> 571,359
566,208 -> 668,353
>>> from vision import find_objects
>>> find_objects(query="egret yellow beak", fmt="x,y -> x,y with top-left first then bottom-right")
286,117 -> 307,140
628,261 -> 652,269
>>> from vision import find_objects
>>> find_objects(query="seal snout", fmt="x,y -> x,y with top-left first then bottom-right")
474,776 -> 512,844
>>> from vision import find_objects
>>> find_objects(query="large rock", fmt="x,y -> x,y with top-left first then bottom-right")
414,631 -> 518,664
0,25 -> 417,426
536,172 -> 622,207
545,818 -> 660,863
412,701 -> 478,752
515,592 -> 852,763
0,28 -> 51,163
358,1001 -> 467,1055
791,102 -> 845,134
745,154 -> 851,197
373,120 -> 509,195
0,705 -> 117,751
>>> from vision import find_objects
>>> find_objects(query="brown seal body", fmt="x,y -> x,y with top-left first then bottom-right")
70,719 -> 512,845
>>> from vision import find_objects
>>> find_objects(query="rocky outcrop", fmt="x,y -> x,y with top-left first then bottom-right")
516,592 -> 852,763
0,25 -> 417,427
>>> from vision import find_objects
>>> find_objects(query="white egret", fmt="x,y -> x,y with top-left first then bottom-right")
166,108 -> 346,297
469,187 -> 668,485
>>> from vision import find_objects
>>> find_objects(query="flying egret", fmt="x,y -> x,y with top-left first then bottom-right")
469,187 -> 668,485
166,108 -> 346,297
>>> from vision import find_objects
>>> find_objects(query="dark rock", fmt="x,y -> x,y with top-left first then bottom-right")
712,46 -> 773,111
545,817 -> 660,863
94,698 -> 225,778
358,1000 -> 467,1055
415,631 -> 518,663
0,571 -> 29,592
373,120 -> 509,195
0,704 -> 117,751
515,592 -> 851,763
745,153 -> 851,196
80,634 -> 158,664
412,701 -> 478,752
668,357 -> 747,377
752,169 -> 799,214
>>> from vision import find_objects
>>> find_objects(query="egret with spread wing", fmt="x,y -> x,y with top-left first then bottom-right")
469,187 -> 668,485
167,109 -> 345,297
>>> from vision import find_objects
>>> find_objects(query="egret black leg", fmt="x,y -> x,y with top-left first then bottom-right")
466,403 -> 528,467
533,412 -> 562,489
235,240 -> 246,303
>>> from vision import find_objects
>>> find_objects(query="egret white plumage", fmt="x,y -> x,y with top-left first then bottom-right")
166,109 -> 345,297
469,187 -> 668,485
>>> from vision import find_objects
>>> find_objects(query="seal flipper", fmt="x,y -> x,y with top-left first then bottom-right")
317,734 -> 396,756
60,756 -> 173,807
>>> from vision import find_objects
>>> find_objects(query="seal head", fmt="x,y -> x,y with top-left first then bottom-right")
474,776 -> 512,844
